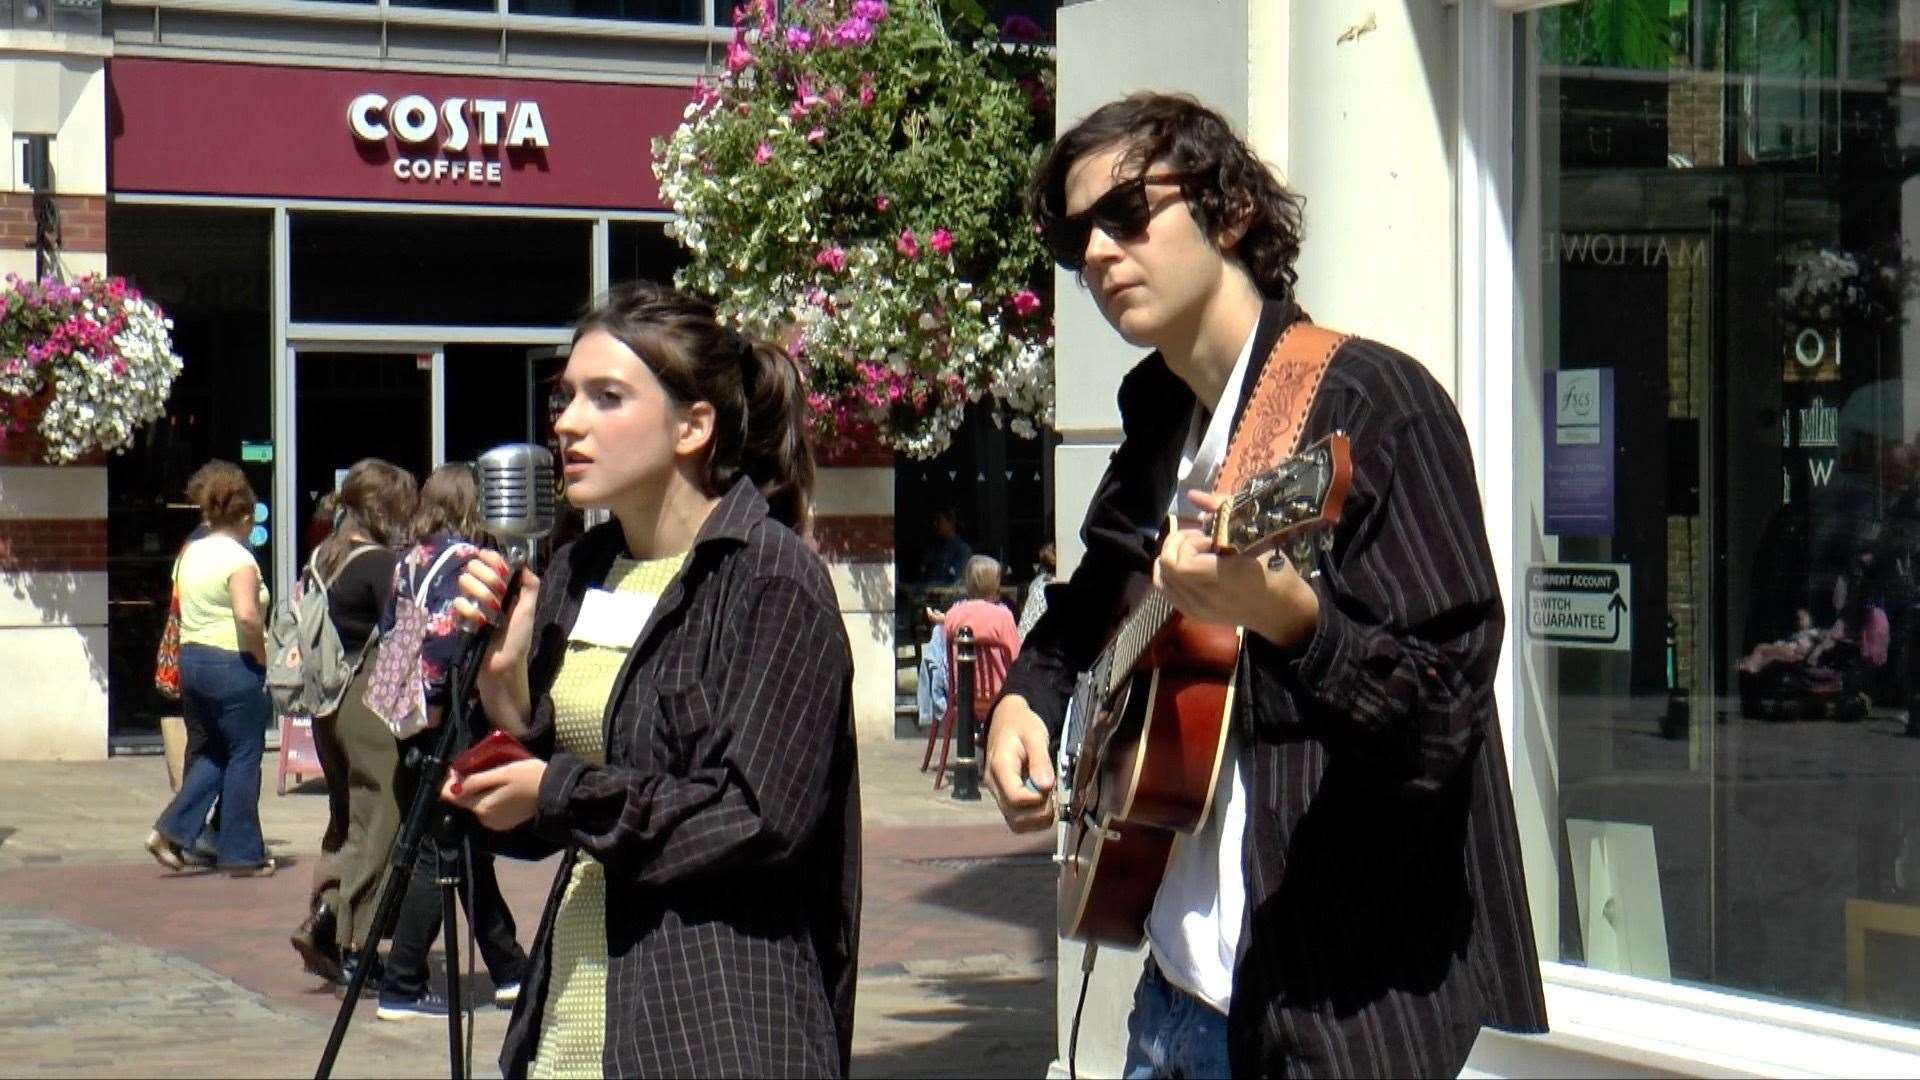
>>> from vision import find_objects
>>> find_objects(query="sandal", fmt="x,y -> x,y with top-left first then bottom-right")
145,830 -> 186,871
225,857 -> 280,878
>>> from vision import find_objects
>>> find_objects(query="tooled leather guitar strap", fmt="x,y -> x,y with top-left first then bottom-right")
1213,320 -> 1348,498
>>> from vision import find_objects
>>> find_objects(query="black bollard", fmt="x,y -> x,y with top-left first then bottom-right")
951,625 -> 981,801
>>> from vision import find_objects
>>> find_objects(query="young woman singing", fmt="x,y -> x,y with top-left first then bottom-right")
443,283 -> 860,1079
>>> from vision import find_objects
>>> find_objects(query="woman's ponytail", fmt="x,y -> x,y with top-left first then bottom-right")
738,338 -> 815,530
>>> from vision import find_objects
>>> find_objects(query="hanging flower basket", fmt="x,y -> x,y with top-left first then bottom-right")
653,0 -> 1055,459
0,273 -> 184,465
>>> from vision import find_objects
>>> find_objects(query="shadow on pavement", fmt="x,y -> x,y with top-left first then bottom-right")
853,971 -> 1054,1079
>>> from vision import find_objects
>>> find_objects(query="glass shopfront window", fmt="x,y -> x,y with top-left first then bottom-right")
104,205 -> 275,744
508,0 -> 705,22
289,212 -> 591,327
1516,0 -> 1920,1026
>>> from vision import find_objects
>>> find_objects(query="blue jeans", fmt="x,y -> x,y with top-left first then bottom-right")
917,623 -> 949,727
1123,958 -> 1231,1080
155,645 -> 270,868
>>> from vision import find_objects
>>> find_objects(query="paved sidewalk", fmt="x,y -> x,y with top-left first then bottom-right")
0,739 -> 1059,1078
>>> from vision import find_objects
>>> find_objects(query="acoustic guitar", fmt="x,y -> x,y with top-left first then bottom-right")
1056,433 -> 1353,947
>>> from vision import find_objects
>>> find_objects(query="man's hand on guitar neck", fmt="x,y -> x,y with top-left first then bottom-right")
1159,489 -> 1321,648
983,695 -> 1057,833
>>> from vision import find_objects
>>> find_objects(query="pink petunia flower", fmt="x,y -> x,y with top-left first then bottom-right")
874,195 -> 891,212
726,39 -> 753,72
754,142 -> 774,165
929,228 -> 953,256
1011,289 -> 1042,316
807,127 -> 826,144
1001,14 -> 1045,42
829,17 -> 874,47
814,246 -> 848,273
852,0 -> 888,21
785,26 -> 813,51
896,230 -> 920,259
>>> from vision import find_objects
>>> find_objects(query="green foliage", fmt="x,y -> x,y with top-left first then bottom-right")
1537,0 -> 1681,70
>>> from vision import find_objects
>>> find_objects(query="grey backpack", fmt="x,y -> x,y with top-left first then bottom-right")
265,545 -> 380,718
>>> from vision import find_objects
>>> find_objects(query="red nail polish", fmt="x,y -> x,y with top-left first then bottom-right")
451,782 -> 464,795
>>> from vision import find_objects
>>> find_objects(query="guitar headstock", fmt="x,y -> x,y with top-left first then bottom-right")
1207,433 -> 1352,561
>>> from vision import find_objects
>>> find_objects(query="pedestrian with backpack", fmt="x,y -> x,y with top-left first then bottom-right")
362,463 -> 530,1020
147,460 -> 278,877
283,458 -> 417,984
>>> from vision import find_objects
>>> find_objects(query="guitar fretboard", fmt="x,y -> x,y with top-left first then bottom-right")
1103,589 -> 1173,699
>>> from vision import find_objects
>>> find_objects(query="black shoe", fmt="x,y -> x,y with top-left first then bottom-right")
334,949 -> 385,993
291,903 -> 342,983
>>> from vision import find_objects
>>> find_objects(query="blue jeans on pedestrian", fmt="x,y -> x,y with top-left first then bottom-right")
1123,957 -> 1231,1080
155,645 -> 270,869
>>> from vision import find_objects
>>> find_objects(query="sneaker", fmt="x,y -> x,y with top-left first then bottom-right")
493,981 -> 521,1009
145,830 -> 185,871
377,991 -> 452,1020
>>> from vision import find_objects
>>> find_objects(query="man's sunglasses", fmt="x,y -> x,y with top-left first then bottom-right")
1044,172 -> 1192,272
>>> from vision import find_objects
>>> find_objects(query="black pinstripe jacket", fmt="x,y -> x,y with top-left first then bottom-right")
1002,301 -> 1549,1077
491,480 -> 860,1078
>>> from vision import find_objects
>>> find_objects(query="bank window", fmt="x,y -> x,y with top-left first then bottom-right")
389,0 -> 495,12
507,0 -> 705,23
289,212 -> 590,327
608,220 -> 687,288
1513,0 -> 1920,1027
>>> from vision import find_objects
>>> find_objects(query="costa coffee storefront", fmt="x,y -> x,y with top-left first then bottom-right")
103,58 -> 690,746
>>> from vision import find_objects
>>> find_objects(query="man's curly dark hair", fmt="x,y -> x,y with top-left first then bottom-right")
1029,93 -> 1306,301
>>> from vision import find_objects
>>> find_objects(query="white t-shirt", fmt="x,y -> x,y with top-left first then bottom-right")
1145,324 -> 1258,1015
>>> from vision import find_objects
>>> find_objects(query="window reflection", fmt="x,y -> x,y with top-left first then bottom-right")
1519,0 -> 1920,1026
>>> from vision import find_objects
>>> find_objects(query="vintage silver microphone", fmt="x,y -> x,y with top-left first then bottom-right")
477,443 -> 558,569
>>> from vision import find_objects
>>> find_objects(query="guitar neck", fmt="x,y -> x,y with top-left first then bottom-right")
1100,589 -> 1175,699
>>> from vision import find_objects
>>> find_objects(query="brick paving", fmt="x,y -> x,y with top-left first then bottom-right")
0,739 -> 1060,1078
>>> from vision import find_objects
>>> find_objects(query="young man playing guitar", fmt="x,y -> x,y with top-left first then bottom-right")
984,93 -> 1549,1078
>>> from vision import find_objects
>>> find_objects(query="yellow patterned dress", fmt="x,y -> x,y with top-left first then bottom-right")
531,553 -> 685,1080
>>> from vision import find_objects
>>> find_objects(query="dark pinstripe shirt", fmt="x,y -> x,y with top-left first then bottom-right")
491,479 -> 860,1078
1003,301 -> 1549,1078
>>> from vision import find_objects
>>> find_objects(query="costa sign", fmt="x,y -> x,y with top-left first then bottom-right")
347,93 -> 551,185
111,58 -> 683,209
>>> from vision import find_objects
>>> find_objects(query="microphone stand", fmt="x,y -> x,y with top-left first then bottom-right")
315,562 -> 519,1080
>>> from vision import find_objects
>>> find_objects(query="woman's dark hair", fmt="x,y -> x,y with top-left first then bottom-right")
574,282 -> 815,529
314,458 -> 417,577
1029,92 -> 1306,301
188,460 -> 255,531
411,462 -> 482,544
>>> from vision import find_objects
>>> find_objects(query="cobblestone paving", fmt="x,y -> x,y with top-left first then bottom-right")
0,740 -> 1060,1078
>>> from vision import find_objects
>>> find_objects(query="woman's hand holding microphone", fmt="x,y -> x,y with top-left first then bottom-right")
441,550 -> 547,831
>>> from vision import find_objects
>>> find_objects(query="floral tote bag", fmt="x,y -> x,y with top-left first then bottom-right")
364,544 -> 463,739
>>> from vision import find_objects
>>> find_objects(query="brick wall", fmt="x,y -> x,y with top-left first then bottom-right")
0,519 -> 108,573
0,193 -> 107,255
1662,69 -> 1720,691
812,513 -> 894,560
1666,68 -> 1724,170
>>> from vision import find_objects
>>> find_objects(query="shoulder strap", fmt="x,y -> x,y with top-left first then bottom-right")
1213,321 -> 1347,496
410,544 -> 466,610
321,544 -> 382,592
